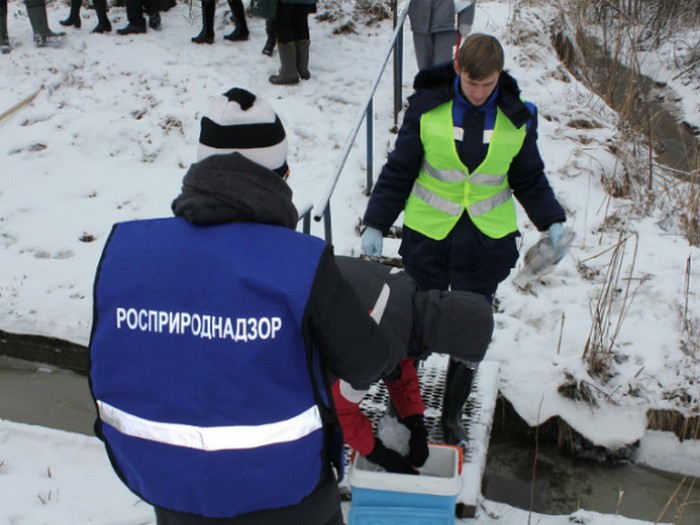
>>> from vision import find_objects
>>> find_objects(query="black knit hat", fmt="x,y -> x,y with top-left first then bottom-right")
197,88 -> 289,177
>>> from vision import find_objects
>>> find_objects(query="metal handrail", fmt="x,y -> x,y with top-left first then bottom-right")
312,2 -> 411,244
295,200 -> 313,234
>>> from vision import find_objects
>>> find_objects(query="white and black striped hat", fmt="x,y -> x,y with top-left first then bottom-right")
197,88 -> 289,177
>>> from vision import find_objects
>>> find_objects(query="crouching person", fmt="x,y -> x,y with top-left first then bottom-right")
88,88 -> 398,525
331,256 -> 494,473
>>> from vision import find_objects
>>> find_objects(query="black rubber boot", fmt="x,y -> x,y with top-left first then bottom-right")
91,0 -> 111,33
295,38 -> 310,79
191,0 -> 214,44
223,0 -> 248,41
0,0 -> 12,55
59,0 -> 81,28
269,41 -> 299,85
440,359 -> 475,448
26,0 -> 66,47
1,0 -> 10,54
261,18 -> 276,55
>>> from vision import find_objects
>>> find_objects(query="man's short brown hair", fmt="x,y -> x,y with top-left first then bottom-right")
456,33 -> 505,80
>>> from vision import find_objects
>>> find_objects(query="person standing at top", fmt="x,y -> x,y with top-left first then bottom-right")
268,0 -> 315,84
408,0 -> 475,70
89,87 -> 399,525
191,0 -> 248,44
360,34 -> 569,447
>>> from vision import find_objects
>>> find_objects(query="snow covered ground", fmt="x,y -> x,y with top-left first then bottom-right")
1,0 -> 699,523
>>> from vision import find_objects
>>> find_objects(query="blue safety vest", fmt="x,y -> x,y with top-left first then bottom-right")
89,217 -> 333,518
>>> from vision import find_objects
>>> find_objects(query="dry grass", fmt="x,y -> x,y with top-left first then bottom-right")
581,232 -> 642,380
553,0 -> 700,246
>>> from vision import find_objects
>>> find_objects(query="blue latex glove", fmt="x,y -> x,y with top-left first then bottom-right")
548,223 -> 565,249
361,226 -> 383,257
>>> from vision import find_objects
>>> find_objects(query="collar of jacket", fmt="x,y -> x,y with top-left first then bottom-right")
412,62 -> 532,129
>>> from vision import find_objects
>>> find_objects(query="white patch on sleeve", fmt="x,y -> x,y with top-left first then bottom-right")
339,380 -> 369,403
369,284 -> 391,324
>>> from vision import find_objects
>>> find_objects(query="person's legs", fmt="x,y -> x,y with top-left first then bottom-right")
0,0 -> 10,52
262,18 -> 276,55
431,30 -> 458,65
25,0 -> 65,46
269,3 -> 298,85
224,0 -> 248,41
144,0 -> 160,30
290,6 -> 310,79
117,0 -> 147,33
411,31 -> 433,71
92,0 -> 112,33
438,219 -> 516,447
60,0 -> 82,28
191,0 -> 215,44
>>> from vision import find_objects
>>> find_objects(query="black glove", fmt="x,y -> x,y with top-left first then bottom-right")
402,414 -> 429,467
366,439 -> 418,475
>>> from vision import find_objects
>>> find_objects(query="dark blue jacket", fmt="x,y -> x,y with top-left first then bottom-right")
363,61 -> 566,234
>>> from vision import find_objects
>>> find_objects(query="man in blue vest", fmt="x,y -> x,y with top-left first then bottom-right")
361,34 -> 569,447
89,87 -> 399,525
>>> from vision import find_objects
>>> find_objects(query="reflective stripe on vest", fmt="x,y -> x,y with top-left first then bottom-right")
97,400 -> 323,451
404,100 -> 526,240
89,218 -> 330,518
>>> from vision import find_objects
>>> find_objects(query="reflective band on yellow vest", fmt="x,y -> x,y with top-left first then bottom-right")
404,101 -> 526,240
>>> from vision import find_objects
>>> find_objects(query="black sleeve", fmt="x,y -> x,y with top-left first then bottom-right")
305,246 -> 398,390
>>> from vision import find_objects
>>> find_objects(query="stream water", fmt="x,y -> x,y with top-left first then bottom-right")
570,32 -> 699,176
482,427 -> 700,524
2,355 -> 699,523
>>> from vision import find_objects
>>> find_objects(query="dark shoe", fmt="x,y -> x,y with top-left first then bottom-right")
92,0 -> 111,33
59,14 -> 81,28
116,23 -> 146,35
223,27 -> 248,41
1,39 -> 11,54
148,13 -> 161,30
92,20 -> 112,33
262,38 -> 275,56
191,29 -> 213,44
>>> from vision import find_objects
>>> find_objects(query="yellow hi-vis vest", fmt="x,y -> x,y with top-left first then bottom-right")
404,101 -> 527,240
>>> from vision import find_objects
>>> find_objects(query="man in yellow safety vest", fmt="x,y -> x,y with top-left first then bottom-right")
361,33 -> 569,447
